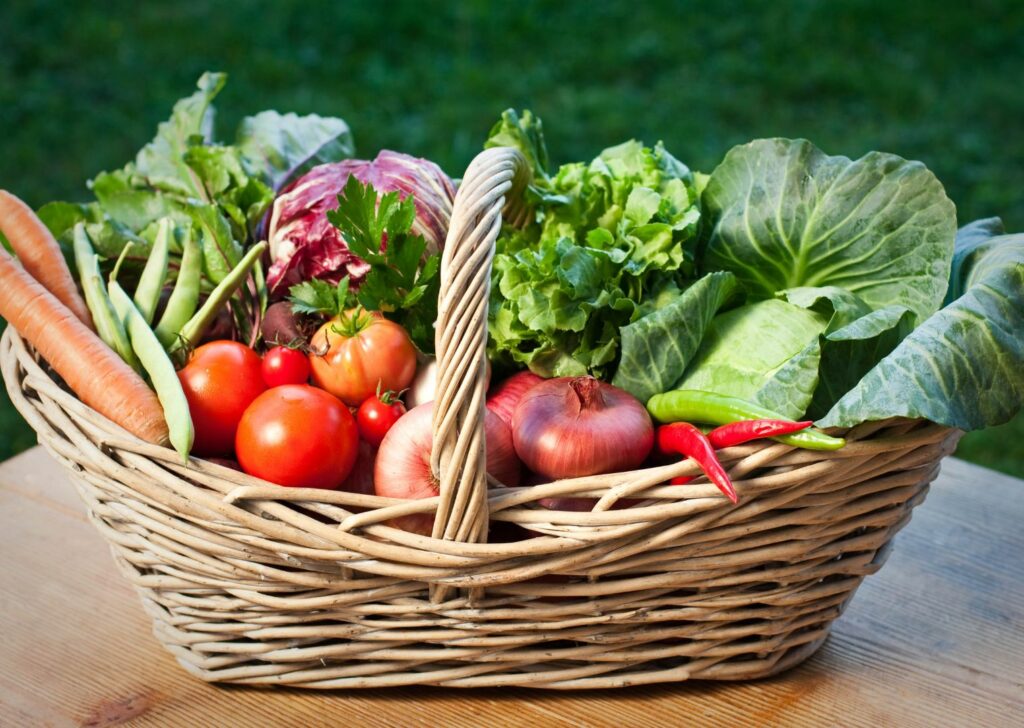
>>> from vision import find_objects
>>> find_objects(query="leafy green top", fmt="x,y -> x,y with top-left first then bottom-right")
484,109 -> 703,379
34,72 -> 355,346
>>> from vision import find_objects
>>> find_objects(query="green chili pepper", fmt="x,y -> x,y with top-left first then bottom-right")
154,226 -> 201,348
108,280 -> 194,462
647,390 -> 846,451
172,241 -> 268,353
133,217 -> 172,325
72,224 -> 141,372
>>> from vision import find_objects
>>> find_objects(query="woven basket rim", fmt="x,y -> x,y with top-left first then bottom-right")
0,324 -> 955,565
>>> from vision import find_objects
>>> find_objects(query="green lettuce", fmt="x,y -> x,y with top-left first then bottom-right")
819,220 -> 1024,429
485,110 -> 702,378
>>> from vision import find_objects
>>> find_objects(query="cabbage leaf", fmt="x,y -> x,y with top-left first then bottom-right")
236,111 -> 355,191
672,298 -> 829,419
701,138 -> 956,324
613,271 -> 737,402
819,220 -> 1024,429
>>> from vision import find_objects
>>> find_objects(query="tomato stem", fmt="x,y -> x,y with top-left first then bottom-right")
330,306 -> 376,339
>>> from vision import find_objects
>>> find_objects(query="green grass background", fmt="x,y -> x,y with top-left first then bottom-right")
1,0 -> 1021,473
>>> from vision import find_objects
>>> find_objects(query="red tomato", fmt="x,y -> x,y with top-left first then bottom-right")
262,346 -> 311,388
309,310 -> 417,406
178,341 -> 266,457
235,385 -> 358,489
357,393 -> 407,447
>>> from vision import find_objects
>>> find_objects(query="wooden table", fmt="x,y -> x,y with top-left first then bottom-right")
0,448 -> 1020,727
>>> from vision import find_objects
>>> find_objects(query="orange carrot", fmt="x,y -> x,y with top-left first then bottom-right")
0,190 -> 94,330
0,243 -> 169,445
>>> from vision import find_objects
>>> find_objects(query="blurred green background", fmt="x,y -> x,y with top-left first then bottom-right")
1,0 -> 1022,473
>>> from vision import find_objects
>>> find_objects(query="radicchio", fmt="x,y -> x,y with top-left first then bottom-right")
266,150 -> 457,295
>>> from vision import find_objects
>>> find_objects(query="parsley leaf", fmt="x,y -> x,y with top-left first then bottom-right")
324,177 -> 441,354
289,278 -> 344,316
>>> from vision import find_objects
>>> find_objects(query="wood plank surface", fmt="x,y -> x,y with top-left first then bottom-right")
0,448 -> 1020,727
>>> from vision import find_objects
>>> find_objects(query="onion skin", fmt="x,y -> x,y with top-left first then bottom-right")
405,358 -> 438,410
512,376 -> 654,480
486,371 -> 544,427
407,359 -> 493,411
374,402 -> 521,535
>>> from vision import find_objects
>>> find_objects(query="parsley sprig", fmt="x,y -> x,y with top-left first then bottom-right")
288,176 -> 441,354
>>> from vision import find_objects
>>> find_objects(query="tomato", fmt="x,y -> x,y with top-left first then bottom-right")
262,346 -> 311,388
308,310 -> 417,406
178,341 -> 266,457
357,393 -> 407,447
235,385 -> 358,489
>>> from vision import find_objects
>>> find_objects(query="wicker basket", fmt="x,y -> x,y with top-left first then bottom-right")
0,148 -> 961,689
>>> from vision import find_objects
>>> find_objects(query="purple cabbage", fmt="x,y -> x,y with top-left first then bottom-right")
266,150 -> 457,295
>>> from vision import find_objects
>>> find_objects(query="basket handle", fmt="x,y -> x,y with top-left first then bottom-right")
429,147 -> 530,555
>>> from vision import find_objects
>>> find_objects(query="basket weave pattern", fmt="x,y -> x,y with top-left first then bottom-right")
0,148 -> 960,688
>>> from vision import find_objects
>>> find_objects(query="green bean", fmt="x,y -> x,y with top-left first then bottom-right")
72,224 -> 141,372
108,281 -> 194,462
252,256 -> 268,317
133,217 -> 172,324
109,240 -> 134,283
172,241 -> 268,352
646,389 -> 846,451
154,226 -> 201,348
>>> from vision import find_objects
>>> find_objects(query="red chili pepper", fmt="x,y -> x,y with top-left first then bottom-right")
657,422 -> 738,503
707,419 -> 812,448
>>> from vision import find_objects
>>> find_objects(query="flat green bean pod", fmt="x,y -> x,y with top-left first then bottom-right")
72,224 -> 141,372
647,389 -> 846,451
109,281 -> 195,461
154,226 -> 201,348
173,241 -> 268,353
133,217 -> 172,324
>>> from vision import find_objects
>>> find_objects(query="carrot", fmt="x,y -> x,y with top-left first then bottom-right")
0,190 -> 94,330
0,243 -> 169,446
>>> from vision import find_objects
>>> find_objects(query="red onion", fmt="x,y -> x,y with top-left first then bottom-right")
511,376 -> 653,480
374,402 -> 521,535
408,359 -> 493,411
486,371 -> 544,427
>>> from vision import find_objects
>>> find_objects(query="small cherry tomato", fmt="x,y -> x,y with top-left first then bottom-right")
178,341 -> 266,457
236,385 -> 358,489
262,346 -> 311,388
309,309 -> 417,406
357,392 -> 407,447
